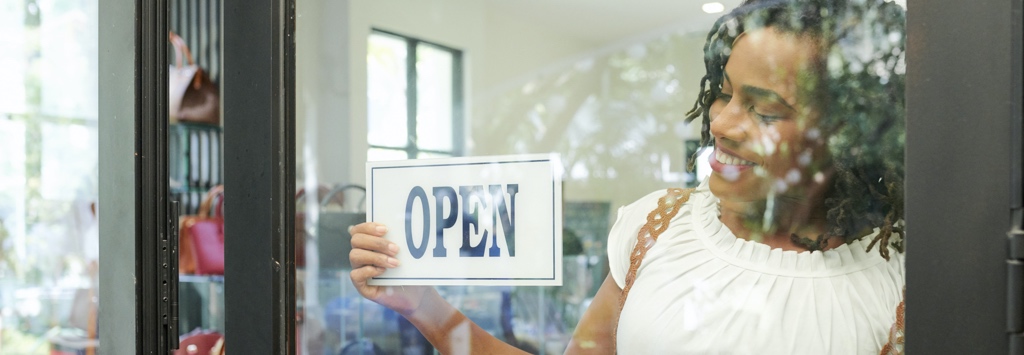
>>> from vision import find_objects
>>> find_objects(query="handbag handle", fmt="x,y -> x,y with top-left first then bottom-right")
296,185 -> 344,208
168,31 -> 196,69
169,31 -> 204,89
198,185 -> 225,218
320,184 -> 366,211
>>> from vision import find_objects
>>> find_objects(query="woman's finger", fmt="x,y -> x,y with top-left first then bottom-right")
351,232 -> 400,256
349,222 -> 389,237
350,247 -> 400,269
350,265 -> 386,287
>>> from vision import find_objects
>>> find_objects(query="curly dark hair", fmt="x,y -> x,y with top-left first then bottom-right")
685,0 -> 906,259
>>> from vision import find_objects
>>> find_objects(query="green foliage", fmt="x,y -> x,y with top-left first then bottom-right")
475,31 -> 708,206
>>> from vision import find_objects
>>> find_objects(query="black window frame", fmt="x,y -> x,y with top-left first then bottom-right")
368,28 -> 465,159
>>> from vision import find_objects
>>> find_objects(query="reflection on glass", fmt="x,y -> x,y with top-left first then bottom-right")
299,0 -> 906,354
0,1 -> 100,353
170,0 -> 227,347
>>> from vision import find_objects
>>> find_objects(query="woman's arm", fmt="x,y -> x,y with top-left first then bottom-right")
348,222 -> 528,354
564,275 -> 620,355
403,287 -> 528,354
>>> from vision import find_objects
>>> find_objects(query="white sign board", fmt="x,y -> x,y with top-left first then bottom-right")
366,154 -> 562,286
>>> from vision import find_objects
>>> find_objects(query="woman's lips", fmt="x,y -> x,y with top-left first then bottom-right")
709,147 -> 756,174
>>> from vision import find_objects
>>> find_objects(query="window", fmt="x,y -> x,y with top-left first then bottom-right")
1,0 -> 100,352
367,30 -> 463,160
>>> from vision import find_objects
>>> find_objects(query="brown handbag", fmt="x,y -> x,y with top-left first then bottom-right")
179,186 -> 224,275
169,31 -> 220,126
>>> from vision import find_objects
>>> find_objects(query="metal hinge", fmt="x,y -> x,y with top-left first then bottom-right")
164,200 -> 180,351
1009,208 -> 1024,353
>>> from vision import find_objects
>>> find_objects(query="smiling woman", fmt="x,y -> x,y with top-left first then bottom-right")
688,0 -> 907,256
706,27 -> 836,248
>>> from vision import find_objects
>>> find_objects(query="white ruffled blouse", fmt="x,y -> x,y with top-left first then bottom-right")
608,180 -> 905,355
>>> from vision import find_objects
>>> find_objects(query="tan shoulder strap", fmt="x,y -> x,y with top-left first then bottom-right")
879,288 -> 906,354
613,187 -> 695,348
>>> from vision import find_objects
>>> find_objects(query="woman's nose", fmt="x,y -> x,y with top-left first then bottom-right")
709,99 -> 748,142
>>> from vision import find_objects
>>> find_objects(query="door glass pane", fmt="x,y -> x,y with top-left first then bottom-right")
297,0 -> 907,354
0,0 -> 101,353
169,0 -> 227,348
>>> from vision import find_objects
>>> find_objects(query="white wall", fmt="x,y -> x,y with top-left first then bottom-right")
297,0 -> 710,211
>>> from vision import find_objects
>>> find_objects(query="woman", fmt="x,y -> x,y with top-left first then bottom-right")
349,0 -> 906,353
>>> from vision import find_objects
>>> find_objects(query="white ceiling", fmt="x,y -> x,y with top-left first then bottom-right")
485,0 -> 743,44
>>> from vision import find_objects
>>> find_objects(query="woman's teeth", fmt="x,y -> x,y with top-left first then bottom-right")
716,149 -> 755,166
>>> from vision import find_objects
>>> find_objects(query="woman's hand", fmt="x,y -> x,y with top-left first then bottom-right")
348,222 -> 433,316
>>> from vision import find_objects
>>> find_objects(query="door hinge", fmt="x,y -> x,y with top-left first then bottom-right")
1008,208 -> 1024,354
164,200 -> 180,350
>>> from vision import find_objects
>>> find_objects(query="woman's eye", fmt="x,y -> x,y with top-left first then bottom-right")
718,93 -> 733,103
751,108 -> 782,123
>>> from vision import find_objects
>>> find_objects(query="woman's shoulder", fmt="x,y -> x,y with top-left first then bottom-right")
622,183 -> 712,211
620,183 -> 707,216
609,184 -> 708,251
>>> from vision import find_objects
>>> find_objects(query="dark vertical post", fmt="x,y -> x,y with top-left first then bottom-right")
406,38 -> 419,159
223,0 -> 296,353
452,48 -> 465,156
131,0 -> 173,352
905,0 -> 1016,353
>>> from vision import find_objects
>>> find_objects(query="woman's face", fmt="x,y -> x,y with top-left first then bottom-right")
708,27 -> 830,204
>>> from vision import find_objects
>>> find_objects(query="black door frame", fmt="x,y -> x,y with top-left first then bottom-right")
222,0 -> 297,353
904,0 -> 1021,352
135,0 -> 175,352
99,0 -> 170,352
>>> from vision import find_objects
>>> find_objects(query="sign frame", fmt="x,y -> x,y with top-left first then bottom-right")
366,154 -> 562,286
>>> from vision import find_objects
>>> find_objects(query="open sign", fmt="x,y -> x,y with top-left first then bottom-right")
403,184 -> 519,259
366,155 -> 562,286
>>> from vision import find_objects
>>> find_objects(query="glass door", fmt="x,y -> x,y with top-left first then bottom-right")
292,1 -> 921,354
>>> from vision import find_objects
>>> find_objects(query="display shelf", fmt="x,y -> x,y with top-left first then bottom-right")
169,122 -> 223,215
178,274 -> 225,335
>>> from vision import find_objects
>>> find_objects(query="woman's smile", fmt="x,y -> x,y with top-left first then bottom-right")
709,146 -> 756,175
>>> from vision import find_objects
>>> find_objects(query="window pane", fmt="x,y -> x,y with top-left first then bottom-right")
415,44 -> 453,152
416,151 -> 451,160
2,0 -> 99,352
367,33 -> 409,148
41,122 -> 98,200
39,0 -> 98,120
0,1 -> 26,115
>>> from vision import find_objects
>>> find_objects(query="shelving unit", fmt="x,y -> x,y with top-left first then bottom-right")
169,122 -> 222,215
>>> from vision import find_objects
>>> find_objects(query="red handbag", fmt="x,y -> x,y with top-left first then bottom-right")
176,329 -> 224,355
179,186 -> 225,275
